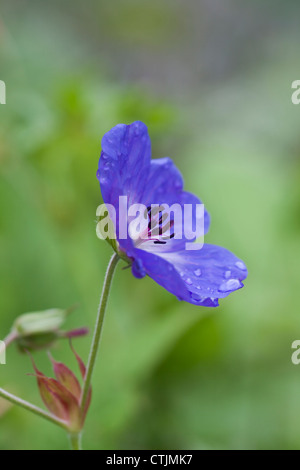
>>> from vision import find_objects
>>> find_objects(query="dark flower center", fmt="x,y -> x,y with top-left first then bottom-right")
138,205 -> 175,246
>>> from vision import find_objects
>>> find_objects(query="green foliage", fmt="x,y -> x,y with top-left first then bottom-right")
0,0 -> 300,450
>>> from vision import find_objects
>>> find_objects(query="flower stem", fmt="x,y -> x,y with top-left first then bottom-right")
3,331 -> 18,348
0,331 -> 17,357
0,387 -> 68,430
69,432 -> 82,450
80,253 -> 120,414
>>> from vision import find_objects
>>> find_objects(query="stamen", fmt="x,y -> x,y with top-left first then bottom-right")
144,205 -> 152,219
158,213 -> 168,225
138,206 -> 176,247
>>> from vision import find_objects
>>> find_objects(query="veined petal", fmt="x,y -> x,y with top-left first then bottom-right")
160,245 -> 248,305
99,121 -> 151,204
133,244 -> 247,307
141,158 -> 210,240
97,121 -> 151,252
132,247 -> 191,300
141,157 -> 184,206
97,121 -> 152,252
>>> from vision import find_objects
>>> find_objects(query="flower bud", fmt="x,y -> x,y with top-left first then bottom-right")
8,307 -> 88,352
29,343 -> 91,432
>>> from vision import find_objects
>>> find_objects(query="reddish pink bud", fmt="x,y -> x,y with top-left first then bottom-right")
28,344 -> 91,432
61,328 -> 89,339
49,353 -> 82,402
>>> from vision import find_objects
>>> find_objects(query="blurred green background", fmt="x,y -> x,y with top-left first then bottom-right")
0,0 -> 300,450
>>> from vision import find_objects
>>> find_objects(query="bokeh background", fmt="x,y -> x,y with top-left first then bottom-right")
0,0 -> 300,450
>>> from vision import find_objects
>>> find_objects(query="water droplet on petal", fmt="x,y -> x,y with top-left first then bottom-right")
235,261 -> 247,271
225,270 -> 231,279
190,292 -> 204,302
219,279 -> 242,292
99,176 -> 108,185
194,269 -> 202,277
174,179 -> 182,190
180,272 -> 185,278
185,278 -> 192,285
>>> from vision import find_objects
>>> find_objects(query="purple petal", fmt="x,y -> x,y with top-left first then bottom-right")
97,121 -> 151,252
99,122 -> 151,204
97,121 -> 152,253
133,244 -> 247,306
141,158 -> 210,240
134,188 -> 210,254
141,157 -> 184,206
132,247 -> 191,300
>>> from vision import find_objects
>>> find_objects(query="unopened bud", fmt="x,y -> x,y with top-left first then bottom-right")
28,343 -> 92,432
7,307 -> 87,352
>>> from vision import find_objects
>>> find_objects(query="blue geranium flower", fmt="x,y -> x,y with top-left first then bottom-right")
97,121 -> 247,307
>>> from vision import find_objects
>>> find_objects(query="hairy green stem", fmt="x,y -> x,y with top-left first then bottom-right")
80,253 -> 120,414
0,387 -> 68,429
69,432 -> 82,450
